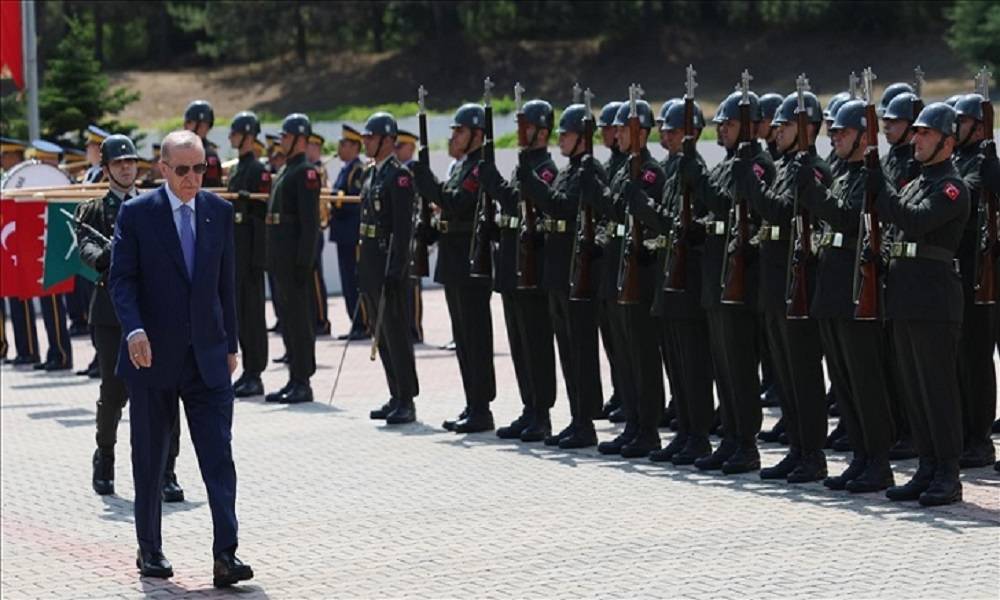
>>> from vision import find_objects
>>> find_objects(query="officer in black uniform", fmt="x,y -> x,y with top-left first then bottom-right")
596,100 -> 626,422
823,92 -> 850,178
77,134 -> 184,501
679,88 -> 776,474
758,92 -> 784,160
395,129 -> 425,343
307,132 -> 332,336
869,103 -> 969,506
639,99 -> 717,465
357,112 -> 419,425
593,97 -> 666,457
951,93 -> 997,469
227,111 -> 272,398
183,100 -> 223,188
331,125 -> 368,340
479,98 -> 560,443
742,89 -> 832,482
69,126 -> 111,339
265,113 -> 321,404
797,99 -> 895,493
411,103 -> 497,433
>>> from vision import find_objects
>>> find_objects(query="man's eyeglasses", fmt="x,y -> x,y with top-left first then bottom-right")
163,162 -> 208,177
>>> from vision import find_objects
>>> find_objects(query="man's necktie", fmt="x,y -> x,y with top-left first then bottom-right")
179,203 -> 195,278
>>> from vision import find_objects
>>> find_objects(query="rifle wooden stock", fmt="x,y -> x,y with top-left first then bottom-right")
786,92 -> 814,319
665,98 -> 696,292
412,106 -> 432,278
516,110 -> 540,289
569,112 -> 596,300
469,102 -> 495,279
853,100 -> 882,321
974,93 -> 997,305
617,110 -> 643,304
720,101 -> 753,305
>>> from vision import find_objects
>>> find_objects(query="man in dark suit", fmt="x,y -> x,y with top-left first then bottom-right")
109,130 -> 252,588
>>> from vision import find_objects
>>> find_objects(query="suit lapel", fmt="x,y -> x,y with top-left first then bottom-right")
155,187 -> 191,282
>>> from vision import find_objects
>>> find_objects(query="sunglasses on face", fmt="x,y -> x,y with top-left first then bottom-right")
163,162 -> 208,176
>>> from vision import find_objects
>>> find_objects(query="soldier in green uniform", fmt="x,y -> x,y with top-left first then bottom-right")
264,114 -> 321,404
77,134 -> 184,501
226,112 -> 271,398
479,98 -> 561,443
183,100 -> 223,188
593,97 -> 666,457
868,103 -> 969,506
742,88 -> 832,482
307,133 -> 331,337
796,99 -> 895,493
411,103 -> 497,433
678,87 -> 776,474
951,93 -> 997,469
358,112 -> 419,425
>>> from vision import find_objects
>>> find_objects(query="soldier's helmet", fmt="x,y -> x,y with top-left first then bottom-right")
184,100 -> 215,127
451,103 -> 486,130
944,94 -> 963,107
230,111 -> 261,136
877,82 -> 915,118
281,113 -> 312,137
557,104 -> 589,135
823,92 -> 851,122
612,99 -> 655,130
713,90 -> 762,124
100,134 -> 138,165
662,100 -> 706,131
597,101 -> 623,127
758,93 -> 784,122
772,91 -> 823,126
522,99 -> 554,130
882,92 -> 920,122
829,99 -> 867,131
363,112 -> 399,137
913,102 -> 959,137
656,98 -> 681,125
954,93 -> 985,122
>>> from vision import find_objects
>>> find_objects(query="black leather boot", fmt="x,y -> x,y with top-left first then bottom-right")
918,460 -> 963,507
886,457 -> 936,501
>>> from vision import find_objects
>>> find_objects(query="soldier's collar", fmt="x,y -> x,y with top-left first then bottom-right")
375,154 -> 397,173
239,151 -> 256,161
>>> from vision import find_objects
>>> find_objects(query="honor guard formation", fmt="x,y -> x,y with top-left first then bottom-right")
3,65 -> 999,514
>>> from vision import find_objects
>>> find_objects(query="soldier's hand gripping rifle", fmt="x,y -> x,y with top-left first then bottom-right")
785,73 -> 815,319
469,77 -> 496,279
515,82 -> 540,289
569,86 -> 596,300
411,85 -> 431,278
853,67 -> 883,321
974,66 -> 997,305
59,207 -> 112,249
720,69 -> 754,305
664,65 -> 697,292
617,83 -> 645,305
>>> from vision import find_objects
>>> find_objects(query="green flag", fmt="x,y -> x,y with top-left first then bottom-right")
42,201 -> 98,289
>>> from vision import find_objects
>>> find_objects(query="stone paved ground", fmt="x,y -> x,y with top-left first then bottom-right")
2,288 -> 999,599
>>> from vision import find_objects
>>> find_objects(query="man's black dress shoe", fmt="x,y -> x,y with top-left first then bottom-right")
136,549 -> 173,578
453,410 -> 494,434
271,354 -> 288,364
279,382 -> 313,404
11,355 -> 39,366
162,473 -> 185,503
370,398 -> 396,420
233,376 -> 264,398
92,449 -> 114,496
386,399 -> 416,425
442,409 -> 468,431
213,551 -> 253,588
265,381 -> 293,403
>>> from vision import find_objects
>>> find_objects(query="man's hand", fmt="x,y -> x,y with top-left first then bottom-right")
228,353 -> 238,375
128,332 -> 153,369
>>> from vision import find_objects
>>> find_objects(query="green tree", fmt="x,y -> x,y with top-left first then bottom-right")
946,0 -> 1000,73
38,17 -> 140,142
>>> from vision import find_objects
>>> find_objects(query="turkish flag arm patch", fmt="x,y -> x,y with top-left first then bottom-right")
942,182 -> 960,202
642,169 -> 657,184
752,163 -> 765,180
539,168 -> 556,183
304,168 -> 320,190
397,174 -> 411,188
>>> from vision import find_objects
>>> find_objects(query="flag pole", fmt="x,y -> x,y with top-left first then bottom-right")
22,0 -> 39,141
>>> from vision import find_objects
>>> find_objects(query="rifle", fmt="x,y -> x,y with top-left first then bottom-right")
515,82 -> 539,289
569,87 -> 596,300
664,64 -> 698,292
411,85 -> 431,278
616,83 -> 645,304
853,67 -> 883,321
848,71 -> 860,101
786,73 -> 814,319
59,207 -> 112,249
720,69 -> 754,305
370,233 -> 396,361
974,66 -> 997,305
912,66 -> 926,116
469,77 -> 496,279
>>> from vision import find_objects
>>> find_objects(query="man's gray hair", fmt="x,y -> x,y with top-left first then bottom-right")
160,130 -> 204,162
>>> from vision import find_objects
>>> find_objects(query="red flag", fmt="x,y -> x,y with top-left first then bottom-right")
0,197 -> 22,297
0,1 -> 23,89
2,199 -> 73,298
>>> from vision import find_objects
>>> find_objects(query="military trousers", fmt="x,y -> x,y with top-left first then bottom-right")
444,283 -> 496,413
597,297 -> 621,407
550,291 -> 603,423
958,301 -> 997,451
362,282 -> 419,401
235,266 -> 268,376
662,315 -> 714,438
274,270 -> 317,383
708,307 -> 761,446
40,294 -> 72,367
502,290 -> 556,414
617,300 -> 664,440
763,309 -> 827,453
818,318 -> 894,459
6,298 -> 39,361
